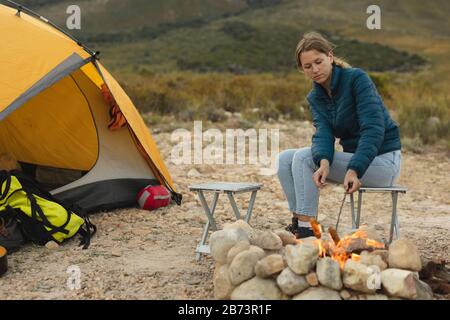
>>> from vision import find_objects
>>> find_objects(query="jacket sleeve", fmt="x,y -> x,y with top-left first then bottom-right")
347,69 -> 385,178
308,98 -> 335,167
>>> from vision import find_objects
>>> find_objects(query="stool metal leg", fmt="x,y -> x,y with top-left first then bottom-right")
227,192 -> 241,220
244,190 -> 258,223
196,192 -> 219,261
389,191 -> 400,243
350,193 -> 356,229
196,220 -> 210,261
395,195 -> 400,239
198,190 -> 218,231
356,190 -> 363,228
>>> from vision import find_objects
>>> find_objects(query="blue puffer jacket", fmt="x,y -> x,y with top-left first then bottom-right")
307,63 -> 401,178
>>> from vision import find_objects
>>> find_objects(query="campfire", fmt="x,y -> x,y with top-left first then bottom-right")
209,219 -> 447,300
299,219 -> 386,270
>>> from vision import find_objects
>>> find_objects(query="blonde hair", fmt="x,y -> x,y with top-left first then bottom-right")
295,31 -> 350,71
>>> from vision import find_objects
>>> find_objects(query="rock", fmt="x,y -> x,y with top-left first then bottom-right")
339,289 -> 352,300
210,228 -> 249,264
415,279 -> 434,300
357,225 -> 385,243
187,168 -> 201,177
226,241 -> 251,265
292,287 -> 341,300
213,264 -> 234,300
349,294 -> 389,300
276,268 -> 310,296
223,220 -> 253,237
360,251 -> 388,271
263,248 -> 281,256
371,249 -> 389,264
381,269 -> 433,300
305,272 -> 319,286
228,246 -> 265,286
298,236 -> 317,246
255,254 -> 285,278
213,261 -> 223,276
250,230 -> 282,250
45,241 -> 59,250
274,229 -> 297,246
380,268 -> 416,299
231,277 -> 285,300
285,243 -> 319,275
316,257 -> 343,290
111,249 -> 122,257
343,260 -> 377,293
388,239 -> 422,271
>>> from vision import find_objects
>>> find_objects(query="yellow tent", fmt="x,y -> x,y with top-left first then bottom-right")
0,2 -> 181,212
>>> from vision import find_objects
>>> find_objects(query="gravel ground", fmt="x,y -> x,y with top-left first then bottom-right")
1,120 -> 448,300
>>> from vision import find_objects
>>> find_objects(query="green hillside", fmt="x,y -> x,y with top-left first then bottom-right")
4,0 -> 450,148
14,0 -> 435,74
18,0 -> 256,32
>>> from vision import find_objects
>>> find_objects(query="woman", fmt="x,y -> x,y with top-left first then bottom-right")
278,32 -> 402,239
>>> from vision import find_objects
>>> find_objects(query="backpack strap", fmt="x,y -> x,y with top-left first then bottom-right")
11,170 -> 53,199
0,171 -> 12,201
2,171 -> 71,237
13,171 -> 96,242
77,216 -> 97,249
26,192 -> 70,236
65,204 -> 96,249
2,170 -> 97,248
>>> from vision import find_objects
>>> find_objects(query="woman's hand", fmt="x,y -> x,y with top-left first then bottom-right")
344,169 -> 361,193
313,159 -> 330,189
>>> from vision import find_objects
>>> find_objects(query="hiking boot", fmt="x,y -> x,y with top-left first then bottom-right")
285,216 -> 298,234
295,227 -> 315,239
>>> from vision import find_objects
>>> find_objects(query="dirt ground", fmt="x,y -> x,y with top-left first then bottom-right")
1,120 -> 449,300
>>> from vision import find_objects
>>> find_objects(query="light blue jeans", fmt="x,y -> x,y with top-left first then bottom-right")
277,147 -> 402,217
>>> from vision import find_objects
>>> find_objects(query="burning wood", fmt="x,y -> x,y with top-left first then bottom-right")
343,238 -> 371,254
210,220 -> 437,300
310,219 -> 322,239
308,223 -> 386,270
328,227 -> 340,245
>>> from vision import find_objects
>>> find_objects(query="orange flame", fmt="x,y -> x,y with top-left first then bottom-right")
314,240 -> 326,257
351,253 -> 361,262
305,223 -> 386,269
366,238 -> 385,249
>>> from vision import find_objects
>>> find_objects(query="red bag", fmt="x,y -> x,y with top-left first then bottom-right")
137,185 -> 170,210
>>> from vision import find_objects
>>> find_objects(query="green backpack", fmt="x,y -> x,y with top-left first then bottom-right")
0,170 -> 96,251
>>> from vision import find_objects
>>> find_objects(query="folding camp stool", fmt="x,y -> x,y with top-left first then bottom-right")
189,182 -> 262,261
349,186 -> 407,243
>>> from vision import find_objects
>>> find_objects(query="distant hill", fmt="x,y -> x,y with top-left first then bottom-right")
17,0 -> 252,32
7,0 -> 450,73
4,0 -> 449,148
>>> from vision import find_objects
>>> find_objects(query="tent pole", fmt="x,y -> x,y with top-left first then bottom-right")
1,0 -> 99,59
